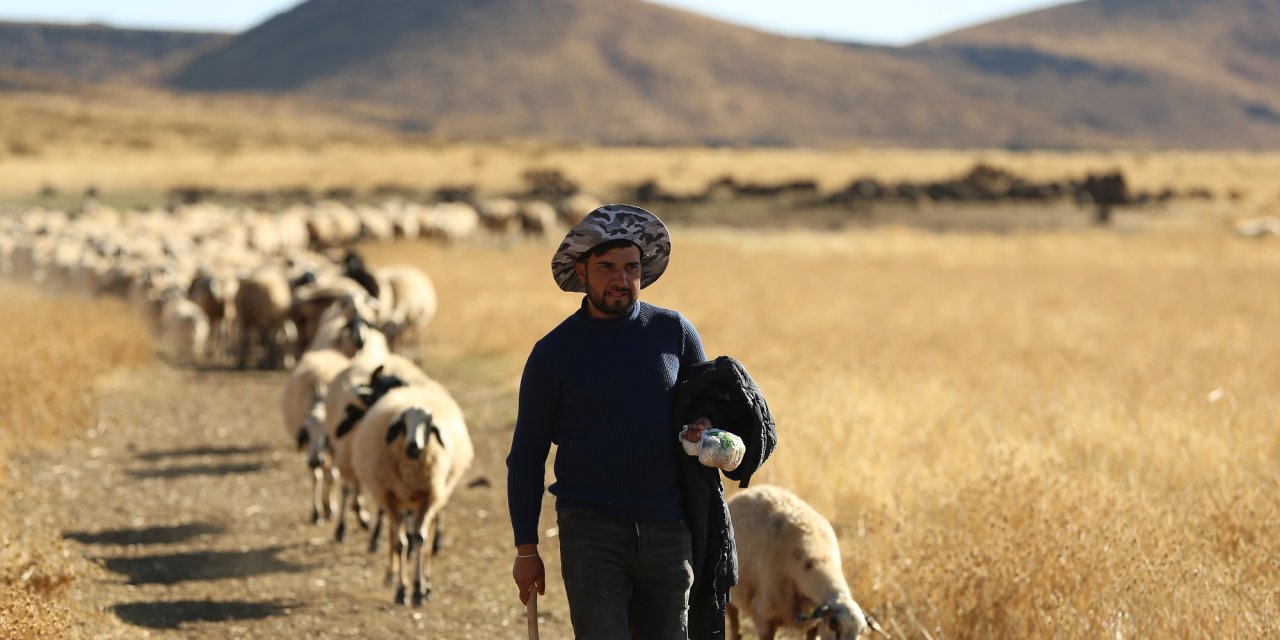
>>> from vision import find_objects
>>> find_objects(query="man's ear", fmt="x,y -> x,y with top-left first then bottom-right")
574,260 -> 587,283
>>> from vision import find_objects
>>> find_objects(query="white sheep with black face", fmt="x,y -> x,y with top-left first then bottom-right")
324,352 -> 430,545
349,381 -> 474,606
280,348 -> 352,524
727,484 -> 886,640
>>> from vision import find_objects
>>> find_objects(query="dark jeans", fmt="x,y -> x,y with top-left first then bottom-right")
557,507 -> 694,640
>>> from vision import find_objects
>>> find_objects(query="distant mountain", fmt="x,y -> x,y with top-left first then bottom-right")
167,0 -> 998,146
917,0 -> 1280,145
9,0 -> 1280,149
0,21 -> 226,83
926,0 -> 1280,107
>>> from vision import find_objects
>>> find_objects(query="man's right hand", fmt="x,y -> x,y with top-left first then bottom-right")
512,545 -> 545,605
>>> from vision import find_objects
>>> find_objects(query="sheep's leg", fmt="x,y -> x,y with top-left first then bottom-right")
334,481 -> 355,542
204,317 -> 220,359
356,493 -> 375,529
322,464 -> 337,519
408,506 -> 437,606
237,326 -> 252,370
755,618 -> 778,640
431,511 -> 444,556
310,465 -> 327,524
727,602 -> 742,640
392,512 -> 409,603
804,626 -> 818,640
368,509 -> 384,553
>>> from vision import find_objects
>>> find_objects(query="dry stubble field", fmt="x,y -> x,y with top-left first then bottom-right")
377,224 -> 1280,638
3,181 -> 1280,637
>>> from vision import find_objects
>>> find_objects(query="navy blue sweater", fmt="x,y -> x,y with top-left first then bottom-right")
506,300 -> 706,546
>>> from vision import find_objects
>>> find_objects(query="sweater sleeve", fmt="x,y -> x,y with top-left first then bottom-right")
506,340 -> 560,547
679,313 -> 707,370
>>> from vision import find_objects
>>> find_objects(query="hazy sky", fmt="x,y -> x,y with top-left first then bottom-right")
0,0 -> 1075,45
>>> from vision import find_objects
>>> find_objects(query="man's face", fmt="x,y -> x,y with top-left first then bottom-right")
576,244 -> 642,318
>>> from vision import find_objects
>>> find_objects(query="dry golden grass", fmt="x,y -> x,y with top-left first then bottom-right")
0,282 -> 152,637
368,224 -> 1280,638
3,87 -> 1280,210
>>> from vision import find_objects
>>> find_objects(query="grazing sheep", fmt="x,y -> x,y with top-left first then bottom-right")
377,265 -> 437,356
234,268 -> 295,369
517,199 -> 558,236
341,250 -> 381,300
417,202 -> 479,242
349,381 -> 474,605
557,193 -> 604,225
356,204 -> 397,243
727,485 -> 884,640
1233,216 -> 1280,238
281,348 -> 352,523
188,268 -> 239,361
475,197 -> 519,234
159,297 -> 210,364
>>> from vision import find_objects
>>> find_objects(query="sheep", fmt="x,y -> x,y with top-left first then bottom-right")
292,280 -> 377,357
349,381 -> 474,605
325,351 -> 432,544
159,297 -> 210,364
727,485 -> 885,640
234,268 -> 296,369
356,204 -> 397,242
1233,216 -> 1280,238
517,199 -> 559,236
280,348 -> 352,523
417,202 -> 479,242
475,197 -> 519,233
557,193 -> 604,225
188,267 -> 239,361
377,265 -> 437,356
306,291 -> 384,356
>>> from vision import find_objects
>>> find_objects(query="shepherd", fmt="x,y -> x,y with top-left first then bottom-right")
506,203 -> 723,638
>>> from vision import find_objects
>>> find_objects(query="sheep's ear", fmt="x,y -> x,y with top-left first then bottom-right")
335,405 -> 365,438
385,415 -> 407,443
427,414 -> 446,449
353,384 -> 374,405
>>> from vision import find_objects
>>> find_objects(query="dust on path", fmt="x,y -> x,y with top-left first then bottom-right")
8,362 -> 574,638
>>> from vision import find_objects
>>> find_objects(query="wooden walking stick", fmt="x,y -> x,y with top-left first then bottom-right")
526,590 -> 540,640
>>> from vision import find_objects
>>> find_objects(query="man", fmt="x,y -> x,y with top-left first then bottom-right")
507,203 -> 712,638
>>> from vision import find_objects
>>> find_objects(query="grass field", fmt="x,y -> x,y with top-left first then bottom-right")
367,224 -> 1280,638
2,111 -> 1279,634
3,87 -> 1280,213
0,283 -> 152,639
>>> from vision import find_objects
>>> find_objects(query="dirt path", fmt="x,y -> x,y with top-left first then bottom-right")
8,361 -> 575,638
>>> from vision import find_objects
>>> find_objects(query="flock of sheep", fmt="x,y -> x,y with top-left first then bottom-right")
0,194 -> 885,637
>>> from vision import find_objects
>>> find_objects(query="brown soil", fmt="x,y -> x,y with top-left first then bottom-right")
6,362 -> 574,639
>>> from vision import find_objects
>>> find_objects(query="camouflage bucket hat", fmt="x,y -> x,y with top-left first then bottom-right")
552,204 -> 671,293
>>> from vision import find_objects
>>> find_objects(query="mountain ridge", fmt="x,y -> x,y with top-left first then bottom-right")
3,0 -> 1279,149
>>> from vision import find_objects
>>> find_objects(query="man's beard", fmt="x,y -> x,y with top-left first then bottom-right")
587,287 -> 635,317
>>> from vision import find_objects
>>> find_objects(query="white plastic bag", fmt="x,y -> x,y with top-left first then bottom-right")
678,426 -> 745,472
